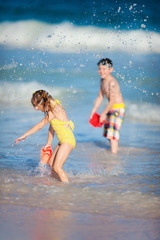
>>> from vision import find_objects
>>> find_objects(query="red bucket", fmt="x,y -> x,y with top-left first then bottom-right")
89,113 -> 105,127
41,146 -> 52,164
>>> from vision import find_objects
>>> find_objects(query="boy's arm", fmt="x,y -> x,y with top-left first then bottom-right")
90,87 -> 104,118
15,115 -> 49,143
45,124 -> 54,148
100,81 -> 115,122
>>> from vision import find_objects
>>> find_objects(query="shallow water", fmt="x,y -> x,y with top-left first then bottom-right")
1,131 -> 160,240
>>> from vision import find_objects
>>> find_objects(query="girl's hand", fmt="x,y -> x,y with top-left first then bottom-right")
15,135 -> 26,144
44,144 -> 51,150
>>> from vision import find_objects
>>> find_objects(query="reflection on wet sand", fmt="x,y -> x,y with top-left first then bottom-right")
1,204 -> 160,240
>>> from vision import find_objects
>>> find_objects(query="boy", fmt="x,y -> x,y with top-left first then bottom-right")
90,58 -> 125,154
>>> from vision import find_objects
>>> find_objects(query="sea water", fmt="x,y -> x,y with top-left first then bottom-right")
0,1 -> 160,240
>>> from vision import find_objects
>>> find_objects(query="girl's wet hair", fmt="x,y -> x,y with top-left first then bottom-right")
97,58 -> 113,68
31,90 -> 53,112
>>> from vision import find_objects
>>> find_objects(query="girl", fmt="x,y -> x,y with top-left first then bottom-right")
15,90 -> 76,182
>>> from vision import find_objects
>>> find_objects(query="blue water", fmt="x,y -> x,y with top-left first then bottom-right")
0,0 -> 160,30
0,1 -> 160,240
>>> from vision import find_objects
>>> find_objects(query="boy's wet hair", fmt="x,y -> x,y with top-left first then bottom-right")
97,58 -> 113,68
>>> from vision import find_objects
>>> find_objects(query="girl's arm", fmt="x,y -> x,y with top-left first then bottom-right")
15,115 -> 49,144
45,124 -> 54,148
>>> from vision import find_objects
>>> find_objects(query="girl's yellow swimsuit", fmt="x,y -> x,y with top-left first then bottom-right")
50,100 -> 76,148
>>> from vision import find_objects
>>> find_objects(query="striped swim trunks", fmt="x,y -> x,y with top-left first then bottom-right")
103,104 -> 125,142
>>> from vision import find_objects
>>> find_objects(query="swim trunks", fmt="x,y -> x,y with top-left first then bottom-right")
50,100 -> 76,148
103,104 -> 125,142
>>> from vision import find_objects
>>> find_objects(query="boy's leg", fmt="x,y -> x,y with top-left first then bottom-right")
52,143 -> 74,182
105,108 -> 125,154
110,139 -> 118,154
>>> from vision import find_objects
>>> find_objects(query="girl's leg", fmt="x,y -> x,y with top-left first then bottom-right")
52,143 -> 74,182
48,144 -> 62,181
48,144 -> 60,169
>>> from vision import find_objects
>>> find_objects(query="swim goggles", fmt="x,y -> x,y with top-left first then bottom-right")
101,61 -> 112,68
34,98 -> 43,110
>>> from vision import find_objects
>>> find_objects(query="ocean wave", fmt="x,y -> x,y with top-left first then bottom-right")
0,81 -> 68,105
0,81 -> 160,125
0,20 -> 160,54
125,100 -> 160,125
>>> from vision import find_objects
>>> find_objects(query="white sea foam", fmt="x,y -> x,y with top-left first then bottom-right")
34,162 -> 50,176
0,20 -> 160,54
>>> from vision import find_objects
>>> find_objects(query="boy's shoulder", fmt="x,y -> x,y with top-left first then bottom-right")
100,75 -> 115,83
109,75 -> 118,85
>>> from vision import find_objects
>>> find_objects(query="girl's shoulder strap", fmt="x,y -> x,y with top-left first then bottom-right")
54,99 -> 61,106
50,99 -> 61,108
